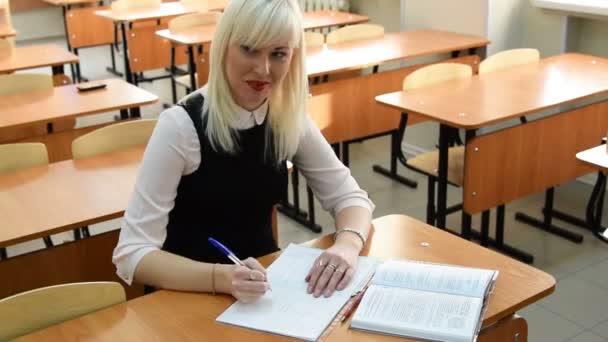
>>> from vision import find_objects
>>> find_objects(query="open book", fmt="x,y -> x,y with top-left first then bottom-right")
351,259 -> 498,342
217,244 -> 378,341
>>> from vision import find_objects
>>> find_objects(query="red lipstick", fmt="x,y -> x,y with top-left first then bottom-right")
246,80 -> 270,91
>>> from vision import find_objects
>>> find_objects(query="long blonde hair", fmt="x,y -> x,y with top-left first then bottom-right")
207,0 -> 308,162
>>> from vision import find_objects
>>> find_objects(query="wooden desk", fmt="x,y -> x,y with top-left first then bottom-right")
0,23 -> 16,39
95,2 -> 198,84
0,79 -> 157,130
302,10 -> 369,30
0,146 -> 145,299
13,215 -> 555,342
0,44 -> 79,75
578,145 -> 608,173
576,145 -> 608,243
43,0 -> 116,82
0,79 -> 157,160
376,53 -> 608,261
306,30 -> 489,77
155,10 -> 372,91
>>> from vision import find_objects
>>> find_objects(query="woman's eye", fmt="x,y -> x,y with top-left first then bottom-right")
272,51 -> 287,59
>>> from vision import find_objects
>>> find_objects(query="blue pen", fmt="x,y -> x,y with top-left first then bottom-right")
208,237 -> 271,290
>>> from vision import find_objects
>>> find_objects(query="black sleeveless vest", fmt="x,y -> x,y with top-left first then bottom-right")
162,93 -> 288,263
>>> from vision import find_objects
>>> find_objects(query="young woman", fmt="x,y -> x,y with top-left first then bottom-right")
113,0 -> 374,303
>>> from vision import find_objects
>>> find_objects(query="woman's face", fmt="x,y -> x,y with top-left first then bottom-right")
225,40 -> 293,111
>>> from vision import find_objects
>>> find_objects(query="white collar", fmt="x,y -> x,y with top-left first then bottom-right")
200,85 -> 268,129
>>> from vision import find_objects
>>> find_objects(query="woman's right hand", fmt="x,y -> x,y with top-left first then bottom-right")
229,257 -> 270,303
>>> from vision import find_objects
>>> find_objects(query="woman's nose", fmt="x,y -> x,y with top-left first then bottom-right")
253,56 -> 270,75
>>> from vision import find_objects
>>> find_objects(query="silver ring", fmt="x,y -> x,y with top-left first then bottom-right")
249,272 -> 255,281
335,267 -> 346,274
327,264 -> 337,271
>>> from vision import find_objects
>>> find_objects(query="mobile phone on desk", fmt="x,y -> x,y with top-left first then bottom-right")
77,82 -> 107,92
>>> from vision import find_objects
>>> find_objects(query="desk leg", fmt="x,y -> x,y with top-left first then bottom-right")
170,46 -> 177,103
120,22 -> 133,84
515,188 -> 584,243
436,124 -> 450,229
587,171 -> 608,243
61,5 -> 76,81
106,23 -> 124,77
479,315 -> 527,342
188,45 -> 197,91
372,112 -> 418,188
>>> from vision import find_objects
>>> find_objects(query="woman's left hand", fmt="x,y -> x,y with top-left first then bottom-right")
305,241 -> 360,297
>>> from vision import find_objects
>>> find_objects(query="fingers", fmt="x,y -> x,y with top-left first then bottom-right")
336,267 -> 355,291
231,265 -> 269,303
323,265 -> 349,297
243,257 -> 267,275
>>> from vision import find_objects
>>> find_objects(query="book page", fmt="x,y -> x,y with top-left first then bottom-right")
352,286 -> 482,342
373,259 -> 496,298
216,244 -> 378,341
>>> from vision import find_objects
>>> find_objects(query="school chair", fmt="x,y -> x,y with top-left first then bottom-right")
111,0 -> 161,11
0,143 -> 53,258
398,63 -> 473,225
324,24 -> 384,80
479,48 -> 540,124
0,282 -> 126,341
169,11 -> 222,101
304,31 -> 325,48
70,119 -> 157,239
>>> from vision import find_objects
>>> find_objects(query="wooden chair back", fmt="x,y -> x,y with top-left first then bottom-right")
168,11 -> 221,33
71,119 -> 157,159
0,282 -> 126,341
326,23 -> 384,45
403,62 -> 472,91
127,19 -> 189,73
0,142 -> 48,173
111,0 -> 161,11
304,31 -> 325,48
0,73 -> 53,96
66,5 -> 115,49
479,48 -> 540,74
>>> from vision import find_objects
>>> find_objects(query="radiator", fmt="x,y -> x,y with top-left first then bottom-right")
299,0 -> 349,11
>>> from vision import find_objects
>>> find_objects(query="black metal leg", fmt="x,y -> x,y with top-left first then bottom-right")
74,48 -> 82,82
43,236 -> 54,248
436,124 -> 450,229
461,212 -> 472,240
106,24 -> 124,77
170,46 -> 178,104
515,187 -> 584,243
0,247 -> 6,259
188,45 -> 197,90
480,210 -> 490,247
119,109 -> 129,120
81,226 -> 91,238
426,177 -> 436,225
496,205 -> 505,247
332,143 -> 341,159
587,172 -> 608,242
342,141 -> 350,167
129,107 -> 141,119
120,22 -> 133,84
372,128 -> 418,188
73,229 -> 82,240
51,65 -> 65,76
305,186 -> 322,233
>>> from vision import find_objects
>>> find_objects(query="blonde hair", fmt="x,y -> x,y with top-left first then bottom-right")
207,0 -> 308,162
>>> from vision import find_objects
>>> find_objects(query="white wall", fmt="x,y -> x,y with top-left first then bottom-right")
13,7 -> 64,41
487,0 -> 526,55
349,0 -> 401,32
404,0 -> 487,37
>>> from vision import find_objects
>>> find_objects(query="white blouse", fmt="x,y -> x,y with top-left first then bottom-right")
112,86 -> 375,285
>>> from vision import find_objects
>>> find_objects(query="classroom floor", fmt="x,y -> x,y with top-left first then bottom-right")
7,38 -> 608,342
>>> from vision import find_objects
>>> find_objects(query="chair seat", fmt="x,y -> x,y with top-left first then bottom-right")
175,74 -> 197,89
406,146 -> 464,186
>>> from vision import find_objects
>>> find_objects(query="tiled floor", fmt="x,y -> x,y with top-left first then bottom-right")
7,38 -> 608,341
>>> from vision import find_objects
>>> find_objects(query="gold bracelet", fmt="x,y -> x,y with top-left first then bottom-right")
211,263 -> 217,295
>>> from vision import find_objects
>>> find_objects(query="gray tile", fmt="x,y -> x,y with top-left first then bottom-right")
518,304 -> 584,342
592,319 -> 608,339
539,276 -> 608,328
576,259 -> 608,291
567,332 -> 608,342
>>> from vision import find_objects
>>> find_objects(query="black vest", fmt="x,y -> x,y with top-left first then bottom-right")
162,94 -> 287,263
